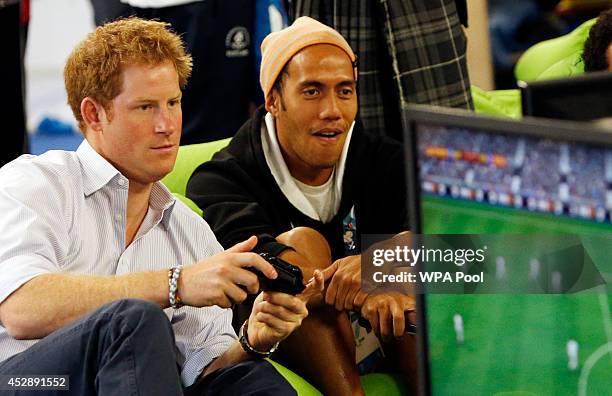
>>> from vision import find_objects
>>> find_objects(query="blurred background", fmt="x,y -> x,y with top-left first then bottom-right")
4,0 -> 612,160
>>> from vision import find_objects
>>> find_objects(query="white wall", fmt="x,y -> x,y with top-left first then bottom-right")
25,0 -> 95,131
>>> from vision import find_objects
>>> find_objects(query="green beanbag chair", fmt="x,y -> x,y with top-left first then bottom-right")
266,359 -> 323,395
473,17 -> 598,120
514,18 -> 596,82
471,85 -> 522,119
360,373 -> 412,395
161,138 -> 232,216
263,365 -> 412,396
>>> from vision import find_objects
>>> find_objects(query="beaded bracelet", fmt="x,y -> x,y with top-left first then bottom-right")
168,265 -> 184,309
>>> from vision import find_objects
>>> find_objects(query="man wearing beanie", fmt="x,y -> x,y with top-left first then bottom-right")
188,16 -> 416,395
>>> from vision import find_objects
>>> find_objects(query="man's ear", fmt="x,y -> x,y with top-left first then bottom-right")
265,90 -> 281,117
80,97 -> 106,133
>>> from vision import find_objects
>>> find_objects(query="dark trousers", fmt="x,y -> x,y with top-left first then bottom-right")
0,299 -> 182,395
89,0 -> 256,144
130,0 -> 256,144
89,0 -> 132,26
184,360 -> 296,396
0,299 -> 296,396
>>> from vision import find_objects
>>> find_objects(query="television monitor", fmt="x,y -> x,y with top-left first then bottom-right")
519,71 -> 612,121
402,105 -> 612,396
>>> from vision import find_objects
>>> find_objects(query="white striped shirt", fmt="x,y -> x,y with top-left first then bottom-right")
0,140 -> 235,386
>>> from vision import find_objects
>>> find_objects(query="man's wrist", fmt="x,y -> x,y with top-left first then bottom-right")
238,320 -> 279,358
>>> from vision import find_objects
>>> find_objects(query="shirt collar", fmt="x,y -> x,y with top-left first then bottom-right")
77,140 -> 124,196
150,182 -> 177,228
77,139 -> 176,227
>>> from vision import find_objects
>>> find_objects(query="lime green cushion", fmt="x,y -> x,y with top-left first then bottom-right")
267,361 -> 411,396
514,18 -> 596,82
161,138 -> 232,197
536,51 -> 585,80
360,373 -> 412,396
471,85 -> 522,119
172,193 -> 203,217
266,359 -> 323,395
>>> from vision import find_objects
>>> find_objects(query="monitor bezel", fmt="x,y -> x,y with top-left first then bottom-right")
401,104 -> 612,396
519,70 -> 612,119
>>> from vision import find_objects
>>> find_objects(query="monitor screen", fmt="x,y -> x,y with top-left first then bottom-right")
403,105 -> 612,396
520,71 -> 612,121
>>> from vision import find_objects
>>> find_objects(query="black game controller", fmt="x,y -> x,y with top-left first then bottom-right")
247,253 -> 306,295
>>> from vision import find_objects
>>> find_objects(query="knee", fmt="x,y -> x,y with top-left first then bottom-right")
105,299 -> 171,335
277,227 -> 332,271
108,298 -> 162,315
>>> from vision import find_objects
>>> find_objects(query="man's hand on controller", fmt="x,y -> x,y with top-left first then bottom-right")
246,270 -> 325,351
179,236 -> 277,308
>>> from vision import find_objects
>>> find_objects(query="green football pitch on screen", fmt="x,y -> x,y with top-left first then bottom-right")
422,195 -> 612,396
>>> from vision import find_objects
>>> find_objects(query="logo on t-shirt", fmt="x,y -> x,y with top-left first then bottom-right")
225,26 -> 250,58
343,206 -> 358,255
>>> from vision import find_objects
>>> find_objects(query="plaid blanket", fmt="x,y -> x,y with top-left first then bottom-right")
287,0 -> 473,140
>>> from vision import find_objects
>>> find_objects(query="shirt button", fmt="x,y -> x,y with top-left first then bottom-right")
117,179 -> 126,186
115,214 -> 122,222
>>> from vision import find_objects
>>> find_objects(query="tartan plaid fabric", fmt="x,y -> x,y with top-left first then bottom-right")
287,0 -> 473,140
